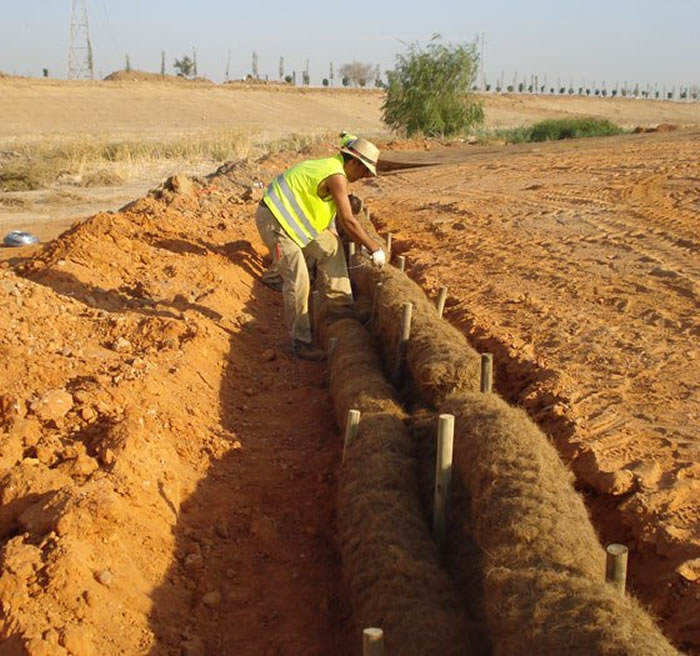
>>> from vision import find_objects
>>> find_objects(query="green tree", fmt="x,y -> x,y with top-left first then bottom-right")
174,55 -> 194,78
382,37 -> 483,137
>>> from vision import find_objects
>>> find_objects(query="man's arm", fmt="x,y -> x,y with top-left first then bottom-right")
325,174 -> 383,254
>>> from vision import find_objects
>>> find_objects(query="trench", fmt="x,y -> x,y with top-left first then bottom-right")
146,238 -> 354,655
320,241 -> 680,655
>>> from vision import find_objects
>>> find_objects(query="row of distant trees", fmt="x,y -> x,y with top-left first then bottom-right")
479,79 -> 699,101
118,49 -> 698,100
247,54 -> 383,88
157,50 -> 384,87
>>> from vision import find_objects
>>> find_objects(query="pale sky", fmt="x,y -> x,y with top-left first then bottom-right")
1,0 -> 698,90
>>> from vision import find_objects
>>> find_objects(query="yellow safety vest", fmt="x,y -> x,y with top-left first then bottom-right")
263,154 -> 345,247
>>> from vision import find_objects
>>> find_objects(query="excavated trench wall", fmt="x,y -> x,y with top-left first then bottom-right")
326,258 -> 679,655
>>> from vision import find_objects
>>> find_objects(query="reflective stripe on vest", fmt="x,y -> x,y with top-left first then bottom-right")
265,175 -> 318,246
263,155 -> 345,248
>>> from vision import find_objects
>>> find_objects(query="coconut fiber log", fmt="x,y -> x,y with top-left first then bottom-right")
351,263 -> 481,406
441,392 -> 679,656
327,319 -> 484,656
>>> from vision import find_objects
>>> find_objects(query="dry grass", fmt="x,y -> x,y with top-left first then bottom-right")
0,131 -> 333,192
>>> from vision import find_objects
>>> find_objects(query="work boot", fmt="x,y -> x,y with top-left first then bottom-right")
292,339 -> 326,362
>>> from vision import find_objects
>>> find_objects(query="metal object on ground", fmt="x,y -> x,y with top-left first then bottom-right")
3,231 -> 40,247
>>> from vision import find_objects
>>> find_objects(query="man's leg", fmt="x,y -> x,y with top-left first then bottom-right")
255,204 -> 313,345
261,259 -> 282,291
304,230 -> 353,305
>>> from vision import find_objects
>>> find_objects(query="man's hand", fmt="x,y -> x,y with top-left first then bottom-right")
371,248 -> 386,268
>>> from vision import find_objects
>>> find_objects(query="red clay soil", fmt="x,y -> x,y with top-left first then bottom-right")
0,129 -> 698,654
0,167 -> 353,655
366,128 -> 700,653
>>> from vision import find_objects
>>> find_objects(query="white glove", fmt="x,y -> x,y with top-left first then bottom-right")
371,248 -> 386,268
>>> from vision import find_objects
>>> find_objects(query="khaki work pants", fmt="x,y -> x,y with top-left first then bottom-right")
255,203 -> 353,344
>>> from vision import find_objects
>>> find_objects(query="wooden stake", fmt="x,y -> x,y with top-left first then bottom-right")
311,290 -> 321,344
343,409 -> 361,462
396,255 -> 406,272
371,282 -> 383,326
433,414 -> 455,552
605,544 -> 628,594
392,302 -> 413,385
386,232 -> 392,258
363,628 -> 384,656
436,286 -> 448,318
480,353 -> 493,393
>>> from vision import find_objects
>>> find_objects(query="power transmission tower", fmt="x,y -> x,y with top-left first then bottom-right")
68,0 -> 94,79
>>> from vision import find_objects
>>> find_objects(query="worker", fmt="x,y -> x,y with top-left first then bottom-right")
255,133 -> 386,361
261,193 -> 364,291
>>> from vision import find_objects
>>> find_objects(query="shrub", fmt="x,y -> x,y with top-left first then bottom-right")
529,117 -> 623,141
382,36 -> 483,137
480,117 -> 624,145
173,55 -> 194,78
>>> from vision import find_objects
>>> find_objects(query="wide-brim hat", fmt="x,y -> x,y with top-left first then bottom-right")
340,137 -> 379,176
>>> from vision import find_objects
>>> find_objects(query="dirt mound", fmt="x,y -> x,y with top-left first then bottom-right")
633,123 -> 679,133
103,70 -> 213,84
0,164 -> 354,654
223,78 -> 288,87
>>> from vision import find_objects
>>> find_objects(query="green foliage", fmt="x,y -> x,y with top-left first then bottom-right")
382,37 -> 483,137
173,55 -> 194,78
484,118 -> 625,145
528,117 -> 623,141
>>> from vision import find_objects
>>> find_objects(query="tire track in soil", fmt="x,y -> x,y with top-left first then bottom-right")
366,130 -> 700,652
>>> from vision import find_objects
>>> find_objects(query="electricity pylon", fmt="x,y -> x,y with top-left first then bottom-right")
68,0 -> 94,79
